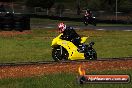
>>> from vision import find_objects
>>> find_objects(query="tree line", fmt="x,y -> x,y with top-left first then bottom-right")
4,0 -> 132,13
85,0 -> 132,12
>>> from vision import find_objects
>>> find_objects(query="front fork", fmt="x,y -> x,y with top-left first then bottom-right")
88,42 -> 95,48
60,46 -> 63,55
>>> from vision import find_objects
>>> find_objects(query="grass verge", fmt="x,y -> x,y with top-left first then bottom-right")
0,69 -> 131,88
0,29 -> 132,63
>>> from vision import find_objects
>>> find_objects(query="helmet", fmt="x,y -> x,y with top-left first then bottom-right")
86,9 -> 91,13
58,22 -> 66,33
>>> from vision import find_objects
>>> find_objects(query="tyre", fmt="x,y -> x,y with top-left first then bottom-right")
2,24 -> 13,31
94,23 -> 96,26
83,17 -> 88,26
91,18 -> 96,26
2,17 -> 13,31
84,48 -> 97,60
13,15 -> 27,22
0,24 -> 2,30
92,20 -> 96,26
13,15 -> 30,31
84,21 -> 88,26
52,46 -> 69,61
0,17 -> 3,30
14,22 -> 25,32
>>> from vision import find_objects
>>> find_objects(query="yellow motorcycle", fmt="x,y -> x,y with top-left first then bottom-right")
51,33 -> 97,61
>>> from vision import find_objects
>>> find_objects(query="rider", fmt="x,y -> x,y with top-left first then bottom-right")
58,22 -> 85,52
85,9 -> 92,17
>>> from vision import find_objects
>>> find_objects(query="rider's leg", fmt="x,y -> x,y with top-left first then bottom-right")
71,38 -> 86,52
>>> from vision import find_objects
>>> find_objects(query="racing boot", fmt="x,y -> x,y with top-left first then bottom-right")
77,44 -> 86,53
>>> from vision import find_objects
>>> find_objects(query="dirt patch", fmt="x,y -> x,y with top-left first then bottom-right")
0,59 -> 132,79
0,30 -> 32,37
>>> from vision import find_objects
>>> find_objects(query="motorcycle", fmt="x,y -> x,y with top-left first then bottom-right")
83,16 -> 96,26
51,33 -> 97,61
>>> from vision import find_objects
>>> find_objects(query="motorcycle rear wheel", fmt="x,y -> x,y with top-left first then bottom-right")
52,46 -> 69,61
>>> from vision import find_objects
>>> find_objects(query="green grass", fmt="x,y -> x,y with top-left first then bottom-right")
89,30 -> 132,58
0,29 -> 132,63
0,29 -> 56,63
0,69 -> 132,88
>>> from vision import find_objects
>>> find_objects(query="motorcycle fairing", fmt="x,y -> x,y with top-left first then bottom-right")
51,34 -> 86,60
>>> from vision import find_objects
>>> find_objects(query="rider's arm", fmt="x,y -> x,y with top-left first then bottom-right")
60,27 -> 81,41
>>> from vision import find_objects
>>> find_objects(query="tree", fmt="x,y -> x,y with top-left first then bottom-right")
118,0 -> 132,12
100,0 -> 132,12
26,0 -> 55,9
0,0 -> 12,2
55,3 -> 65,17
26,0 -> 55,15
86,0 -> 101,11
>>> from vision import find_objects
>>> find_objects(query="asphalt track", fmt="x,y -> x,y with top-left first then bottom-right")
31,24 -> 132,31
0,57 -> 132,66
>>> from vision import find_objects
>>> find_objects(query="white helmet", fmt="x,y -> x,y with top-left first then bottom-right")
58,22 -> 66,33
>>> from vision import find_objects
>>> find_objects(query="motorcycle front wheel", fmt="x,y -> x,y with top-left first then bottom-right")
52,46 -> 69,61
91,20 -> 96,26
84,48 -> 97,60
84,21 -> 88,26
